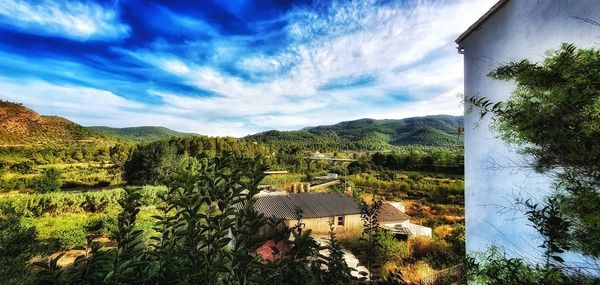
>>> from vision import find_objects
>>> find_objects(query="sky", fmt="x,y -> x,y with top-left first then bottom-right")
0,0 -> 496,136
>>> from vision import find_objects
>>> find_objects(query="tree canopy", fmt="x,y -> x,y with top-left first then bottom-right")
468,43 -> 600,281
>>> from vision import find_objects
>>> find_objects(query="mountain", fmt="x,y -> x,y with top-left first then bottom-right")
87,126 -> 196,142
245,115 -> 463,149
0,101 -> 462,149
0,101 -> 109,146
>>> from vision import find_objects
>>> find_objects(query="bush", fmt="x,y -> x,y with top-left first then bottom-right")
34,168 -> 62,193
94,180 -> 111,187
25,214 -> 88,250
377,231 -> 410,264
0,204 -> 37,284
85,213 -> 117,236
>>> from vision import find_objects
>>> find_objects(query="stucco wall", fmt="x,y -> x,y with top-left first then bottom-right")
285,214 -> 363,234
459,0 -> 600,260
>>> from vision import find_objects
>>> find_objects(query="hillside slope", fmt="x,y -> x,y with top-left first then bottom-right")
0,101 -> 106,146
88,126 -> 196,141
246,115 -> 463,149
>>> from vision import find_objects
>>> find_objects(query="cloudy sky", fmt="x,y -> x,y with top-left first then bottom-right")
0,0 -> 496,136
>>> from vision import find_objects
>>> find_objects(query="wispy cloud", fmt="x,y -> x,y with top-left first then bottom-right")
0,0 -> 496,135
0,0 -> 129,41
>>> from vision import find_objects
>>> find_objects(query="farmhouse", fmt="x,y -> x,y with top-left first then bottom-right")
254,192 -> 362,234
253,192 -> 432,237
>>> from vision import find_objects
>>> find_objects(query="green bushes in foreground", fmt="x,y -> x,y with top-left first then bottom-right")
18,155 -> 387,285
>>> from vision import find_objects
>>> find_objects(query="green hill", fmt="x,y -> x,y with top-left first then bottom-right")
246,115 -> 463,150
87,126 -> 196,142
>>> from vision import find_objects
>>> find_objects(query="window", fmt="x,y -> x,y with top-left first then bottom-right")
337,216 -> 344,226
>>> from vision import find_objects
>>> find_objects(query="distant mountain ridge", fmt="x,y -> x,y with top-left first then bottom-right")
0,101 -> 463,148
246,115 -> 464,149
87,126 -> 196,142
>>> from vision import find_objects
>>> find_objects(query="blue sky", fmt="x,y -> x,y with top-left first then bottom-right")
0,0 -> 495,136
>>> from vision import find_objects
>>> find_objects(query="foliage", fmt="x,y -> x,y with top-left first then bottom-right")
467,246 -> 567,285
88,126 -> 195,142
123,141 -> 178,185
0,204 -> 37,284
468,44 -> 600,259
370,148 -> 463,174
468,44 -> 600,281
246,115 -> 464,150
523,197 -> 571,266
24,214 -> 88,250
349,174 -> 464,205
358,197 -> 384,281
122,136 -> 273,185
316,222 -> 355,285
0,186 -> 165,217
34,167 -> 62,193
468,44 -> 600,284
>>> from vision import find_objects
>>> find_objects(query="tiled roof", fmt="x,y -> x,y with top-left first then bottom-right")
254,192 -> 361,219
378,203 -> 410,223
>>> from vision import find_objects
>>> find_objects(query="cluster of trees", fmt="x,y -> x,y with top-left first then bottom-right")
245,116 -> 464,153
348,174 -> 464,205
468,44 -> 600,283
122,137 -> 351,186
368,148 -> 463,174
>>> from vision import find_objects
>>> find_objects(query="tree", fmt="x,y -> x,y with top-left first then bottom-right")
318,222 -> 354,285
359,197 -> 384,281
123,141 -> 177,185
34,167 -> 62,193
468,43 -> 600,281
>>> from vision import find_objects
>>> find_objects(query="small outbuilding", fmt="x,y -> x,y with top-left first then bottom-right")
379,202 -> 432,238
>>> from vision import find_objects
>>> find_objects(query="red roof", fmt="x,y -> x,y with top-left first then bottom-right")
255,240 -> 293,262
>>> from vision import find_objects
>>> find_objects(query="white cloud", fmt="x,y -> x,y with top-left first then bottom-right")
0,0 -> 498,136
115,0 -> 496,135
0,78 -> 254,137
0,0 -> 129,41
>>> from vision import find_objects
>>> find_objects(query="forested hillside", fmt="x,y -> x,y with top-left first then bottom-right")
88,126 -> 196,141
246,115 -> 464,150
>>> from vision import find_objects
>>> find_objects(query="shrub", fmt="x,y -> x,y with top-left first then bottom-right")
0,204 -> 37,284
94,180 -> 111,187
377,231 -> 410,264
26,214 -> 88,250
34,168 -> 62,193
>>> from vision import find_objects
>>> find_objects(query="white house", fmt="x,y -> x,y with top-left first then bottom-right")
379,202 -> 432,238
456,0 -> 600,255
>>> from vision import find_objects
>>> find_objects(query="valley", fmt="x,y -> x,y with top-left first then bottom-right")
0,101 -> 465,284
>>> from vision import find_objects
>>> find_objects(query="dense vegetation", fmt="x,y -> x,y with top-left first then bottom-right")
0,101 -> 466,284
88,126 -> 196,141
468,44 -> 600,283
1,155 -> 463,284
246,115 -> 464,150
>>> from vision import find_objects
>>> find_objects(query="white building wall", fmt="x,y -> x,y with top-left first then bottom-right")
459,0 -> 600,261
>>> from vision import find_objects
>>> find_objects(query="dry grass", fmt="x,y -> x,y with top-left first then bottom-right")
400,260 -> 435,283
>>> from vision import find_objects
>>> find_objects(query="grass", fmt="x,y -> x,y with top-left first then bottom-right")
23,213 -> 89,250
260,173 -> 304,188
1,162 -> 123,192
